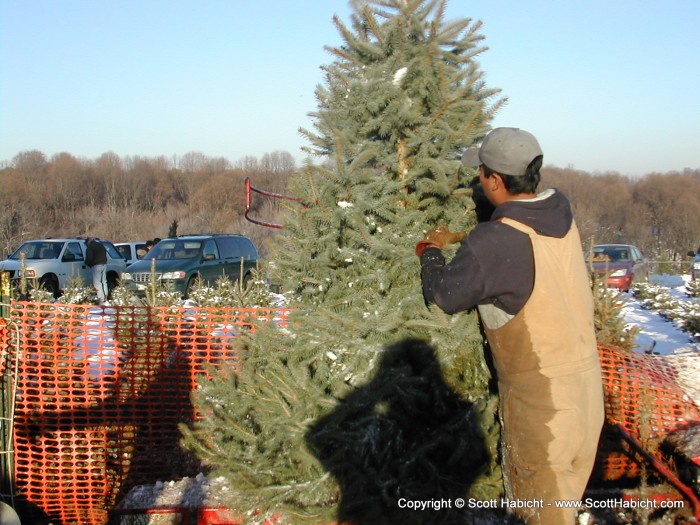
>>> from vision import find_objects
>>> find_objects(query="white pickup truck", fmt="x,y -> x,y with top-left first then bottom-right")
0,238 -> 127,298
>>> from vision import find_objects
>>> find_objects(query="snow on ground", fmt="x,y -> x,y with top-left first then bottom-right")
620,273 -> 700,409
622,274 -> 699,355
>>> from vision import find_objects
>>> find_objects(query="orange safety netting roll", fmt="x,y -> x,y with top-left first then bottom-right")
3,305 -> 699,524
5,302 -> 290,525
595,343 -> 700,482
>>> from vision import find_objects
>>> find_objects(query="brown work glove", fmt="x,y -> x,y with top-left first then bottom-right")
415,224 -> 467,256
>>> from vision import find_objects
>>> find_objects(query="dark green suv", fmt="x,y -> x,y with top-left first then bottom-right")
121,234 -> 259,297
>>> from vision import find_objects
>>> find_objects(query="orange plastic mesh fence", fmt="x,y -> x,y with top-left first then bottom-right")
4,301 -> 290,525
3,305 -> 698,524
595,343 -> 700,482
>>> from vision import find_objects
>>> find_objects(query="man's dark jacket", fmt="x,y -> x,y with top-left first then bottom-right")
85,239 -> 107,268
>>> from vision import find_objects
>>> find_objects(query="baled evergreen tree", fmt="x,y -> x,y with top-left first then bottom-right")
182,1 -> 507,523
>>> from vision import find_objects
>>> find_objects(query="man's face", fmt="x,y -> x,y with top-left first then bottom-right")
478,165 -> 498,206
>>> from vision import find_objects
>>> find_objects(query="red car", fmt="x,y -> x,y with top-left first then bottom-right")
589,244 -> 649,292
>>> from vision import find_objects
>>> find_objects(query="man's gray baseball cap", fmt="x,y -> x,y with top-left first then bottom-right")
461,127 -> 543,176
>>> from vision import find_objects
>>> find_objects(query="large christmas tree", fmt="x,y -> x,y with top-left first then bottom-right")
182,1 -> 506,523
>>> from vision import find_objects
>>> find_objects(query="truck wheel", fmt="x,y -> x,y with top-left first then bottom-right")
39,276 -> 59,298
107,272 -> 119,297
185,275 -> 200,298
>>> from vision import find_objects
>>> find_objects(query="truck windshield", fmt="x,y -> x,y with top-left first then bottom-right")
10,241 -> 64,260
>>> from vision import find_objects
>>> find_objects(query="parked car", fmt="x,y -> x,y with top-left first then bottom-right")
115,241 -> 150,265
688,247 -> 700,281
120,234 -> 259,297
0,238 -> 127,298
588,244 -> 649,292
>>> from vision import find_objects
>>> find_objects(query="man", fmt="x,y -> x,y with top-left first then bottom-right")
417,128 -> 604,525
85,237 -> 109,303
137,240 -> 154,259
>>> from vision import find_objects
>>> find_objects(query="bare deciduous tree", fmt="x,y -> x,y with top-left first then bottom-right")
1,150 -> 696,267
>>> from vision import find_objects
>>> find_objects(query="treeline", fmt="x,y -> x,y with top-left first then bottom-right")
0,150 -> 296,258
540,166 -> 700,262
1,150 -> 699,264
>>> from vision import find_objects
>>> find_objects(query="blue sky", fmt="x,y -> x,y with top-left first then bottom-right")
1,0 -> 698,176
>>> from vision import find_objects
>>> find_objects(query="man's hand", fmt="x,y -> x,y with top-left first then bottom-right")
424,224 -> 467,246
415,224 -> 467,256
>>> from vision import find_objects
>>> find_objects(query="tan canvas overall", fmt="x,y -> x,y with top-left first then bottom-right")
481,218 -> 605,525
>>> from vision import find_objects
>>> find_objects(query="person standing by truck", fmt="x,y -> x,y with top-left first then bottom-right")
85,237 -> 108,303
